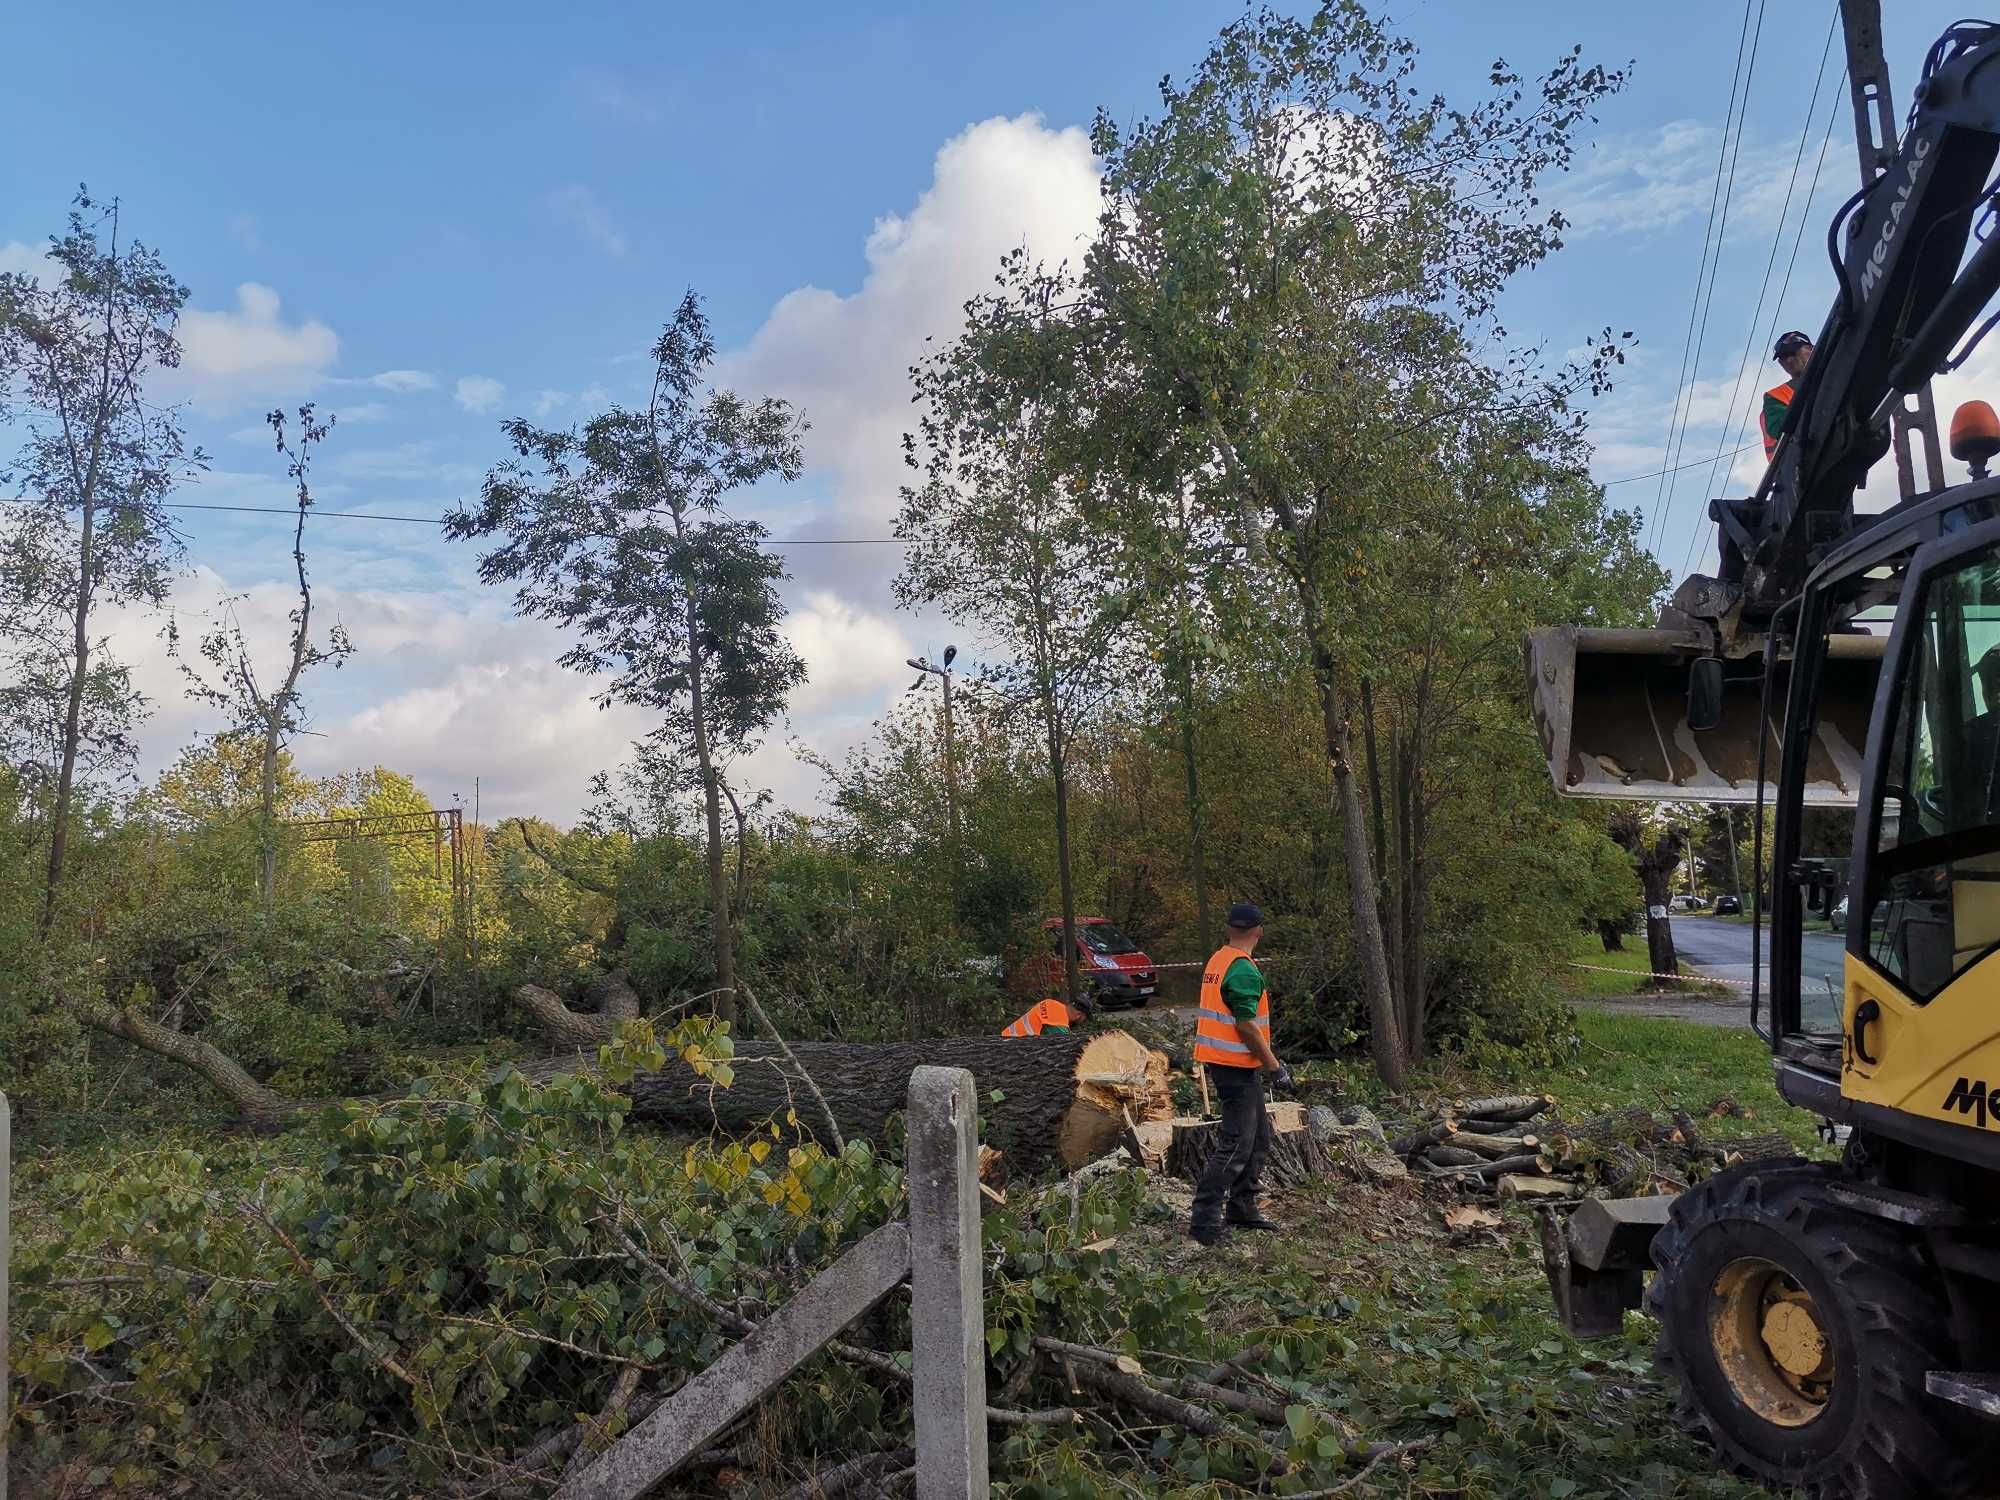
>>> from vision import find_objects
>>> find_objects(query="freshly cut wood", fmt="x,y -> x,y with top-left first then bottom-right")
514,1028 -> 1170,1173
1166,1113 -> 1335,1188
1716,1133 -> 1797,1164
1442,1131 -> 1540,1160
1454,1095 -> 1553,1123
1130,1118 -> 1179,1169
1497,1174 -> 1580,1201
1056,1031 -> 1176,1169
1387,1119 -> 1459,1156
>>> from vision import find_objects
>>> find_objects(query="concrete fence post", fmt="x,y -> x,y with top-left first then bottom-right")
906,1066 -> 988,1499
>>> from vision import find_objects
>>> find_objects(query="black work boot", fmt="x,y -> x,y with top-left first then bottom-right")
1188,1222 -> 1225,1246
1225,1206 -> 1280,1231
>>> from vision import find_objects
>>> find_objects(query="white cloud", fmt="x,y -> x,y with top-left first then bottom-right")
174,283 -> 339,406
368,369 -> 436,393
549,184 -> 627,257
579,383 -> 610,405
0,239 -> 65,287
330,400 -> 388,424
455,375 -> 506,414
782,591 -> 914,716
532,389 -> 568,417
720,113 -> 1101,603
1553,120 -> 1804,241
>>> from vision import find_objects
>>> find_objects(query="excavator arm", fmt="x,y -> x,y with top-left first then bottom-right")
1533,15 -> 2000,804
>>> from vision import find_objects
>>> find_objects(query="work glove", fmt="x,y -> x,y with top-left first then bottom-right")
1268,1063 -> 1296,1095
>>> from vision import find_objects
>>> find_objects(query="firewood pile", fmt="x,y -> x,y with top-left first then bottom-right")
1384,1094 -> 1794,1203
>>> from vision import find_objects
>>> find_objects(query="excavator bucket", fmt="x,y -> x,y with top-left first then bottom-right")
1526,627 -> 1882,806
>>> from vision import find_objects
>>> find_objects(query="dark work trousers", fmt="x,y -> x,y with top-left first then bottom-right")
1189,1064 -> 1272,1230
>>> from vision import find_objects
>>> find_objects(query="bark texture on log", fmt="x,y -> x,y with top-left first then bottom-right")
514,976 -> 643,1050
1165,1117 -> 1335,1188
517,1030 -> 1167,1173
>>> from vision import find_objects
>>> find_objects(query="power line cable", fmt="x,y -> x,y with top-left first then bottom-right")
1685,51 -> 1848,577
1647,0 -> 1760,558
78,498 -> 907,543
1678,7 -> 1840,580
1655,0 -> 1768,565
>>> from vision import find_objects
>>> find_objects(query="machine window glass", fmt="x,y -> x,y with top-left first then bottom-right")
1866,544 -> 2000,998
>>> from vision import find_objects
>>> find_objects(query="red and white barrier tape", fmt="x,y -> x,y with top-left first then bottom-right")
1567,961 -> 1752,990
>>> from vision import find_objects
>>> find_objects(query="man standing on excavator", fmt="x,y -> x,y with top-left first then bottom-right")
1761,331 -> 1814,459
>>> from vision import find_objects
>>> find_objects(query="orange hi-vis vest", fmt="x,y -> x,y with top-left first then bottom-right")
1003,998 -> 1070,1038
1760,381 -> 1795,458
1194,944 -> 1270,1068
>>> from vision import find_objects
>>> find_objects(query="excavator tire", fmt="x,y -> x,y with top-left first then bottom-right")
1646,1159 -> 1973,1499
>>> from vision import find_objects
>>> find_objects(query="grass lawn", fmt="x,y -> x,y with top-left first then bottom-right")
1558,931 -> 1734,1001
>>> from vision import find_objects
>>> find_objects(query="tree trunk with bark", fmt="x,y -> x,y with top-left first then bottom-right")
42,502 -> 93,938
1609,813 -> 1687,984
676,509 -> 736,1028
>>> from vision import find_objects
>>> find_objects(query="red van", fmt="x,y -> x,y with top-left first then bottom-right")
1017,916 -> 1159,1010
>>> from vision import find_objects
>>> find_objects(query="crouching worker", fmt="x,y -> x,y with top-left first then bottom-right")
1001,995 -> 1091,1037
1189,902 -> 1294,1246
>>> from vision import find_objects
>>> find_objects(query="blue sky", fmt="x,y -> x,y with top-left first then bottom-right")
4,1 -> 1990,819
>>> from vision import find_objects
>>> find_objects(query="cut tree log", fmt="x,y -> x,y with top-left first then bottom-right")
515,1028 -> 1172,1172
1423,1146 -> 1484,1168
1453,1095 -> 1553,1123
1165,1113 -> 1336,1188
1497,1174 -> 1580,1201
1441,1131 -> 1540,1160
1387,1119 -> 1458,1156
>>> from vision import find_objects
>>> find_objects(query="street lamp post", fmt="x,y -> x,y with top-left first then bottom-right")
908,647 -> 960,850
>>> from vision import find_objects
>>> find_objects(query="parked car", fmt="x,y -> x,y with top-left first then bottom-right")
1018,917 -> 1160,1010
1714,893 -> 1743,915
1830,893 -> 1849,932
1670,894 -> 1707,912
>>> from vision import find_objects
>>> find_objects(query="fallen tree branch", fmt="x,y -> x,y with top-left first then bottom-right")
773,1447 -> 913,1500
1280,1436 -> 1437,1497
739,981 -> 844,1153
239,1199 -> 419,1388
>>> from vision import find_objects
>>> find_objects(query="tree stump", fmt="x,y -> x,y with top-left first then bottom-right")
1165,1114 -> 1338,1188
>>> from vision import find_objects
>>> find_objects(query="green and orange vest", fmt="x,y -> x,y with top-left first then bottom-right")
1761,382 -> 1795,459
1194,944 -> 1270,1068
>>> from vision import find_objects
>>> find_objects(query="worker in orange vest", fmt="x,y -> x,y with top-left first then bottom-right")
1188,902 -> 1294,1246
1001,995 -> 1091,1037
1761,330 -> 1814,459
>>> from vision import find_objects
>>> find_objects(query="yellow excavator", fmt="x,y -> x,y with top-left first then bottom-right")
1529,7 -> 2000,1496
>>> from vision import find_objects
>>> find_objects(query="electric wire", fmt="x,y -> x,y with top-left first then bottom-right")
1654,0 -> 1768,566
1646,0 -> 1761,558
1684,64 -> 1847,579
1678,10 -> 1842,581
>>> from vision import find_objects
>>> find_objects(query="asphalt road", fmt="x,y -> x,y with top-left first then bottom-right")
1615,916 -> 1848,1032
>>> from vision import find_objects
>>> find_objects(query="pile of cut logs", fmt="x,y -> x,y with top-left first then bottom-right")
1387,1095 -> 1794,1202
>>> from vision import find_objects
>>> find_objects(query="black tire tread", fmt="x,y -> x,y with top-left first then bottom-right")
1645,1159 -> 1971,1499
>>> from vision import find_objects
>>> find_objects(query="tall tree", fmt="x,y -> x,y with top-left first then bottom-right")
445,292 -> 804,1025
898,326 -> 1132,1013
1025,3 -> 1623,1085
168,404 -> 352,906
0,191 -> 203,935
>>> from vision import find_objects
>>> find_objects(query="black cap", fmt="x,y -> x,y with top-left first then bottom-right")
1226,901 -> 1265,930
1773,330 -> 1811,360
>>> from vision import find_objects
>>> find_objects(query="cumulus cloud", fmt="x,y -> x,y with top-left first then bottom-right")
455,376 -> 506,414
549,184 -> 628,257
0,239 -> 66,286
368,369 -> 437,393
532,389 -> 568,418
721,113 -> 1101,607
169,283 -> 340,406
